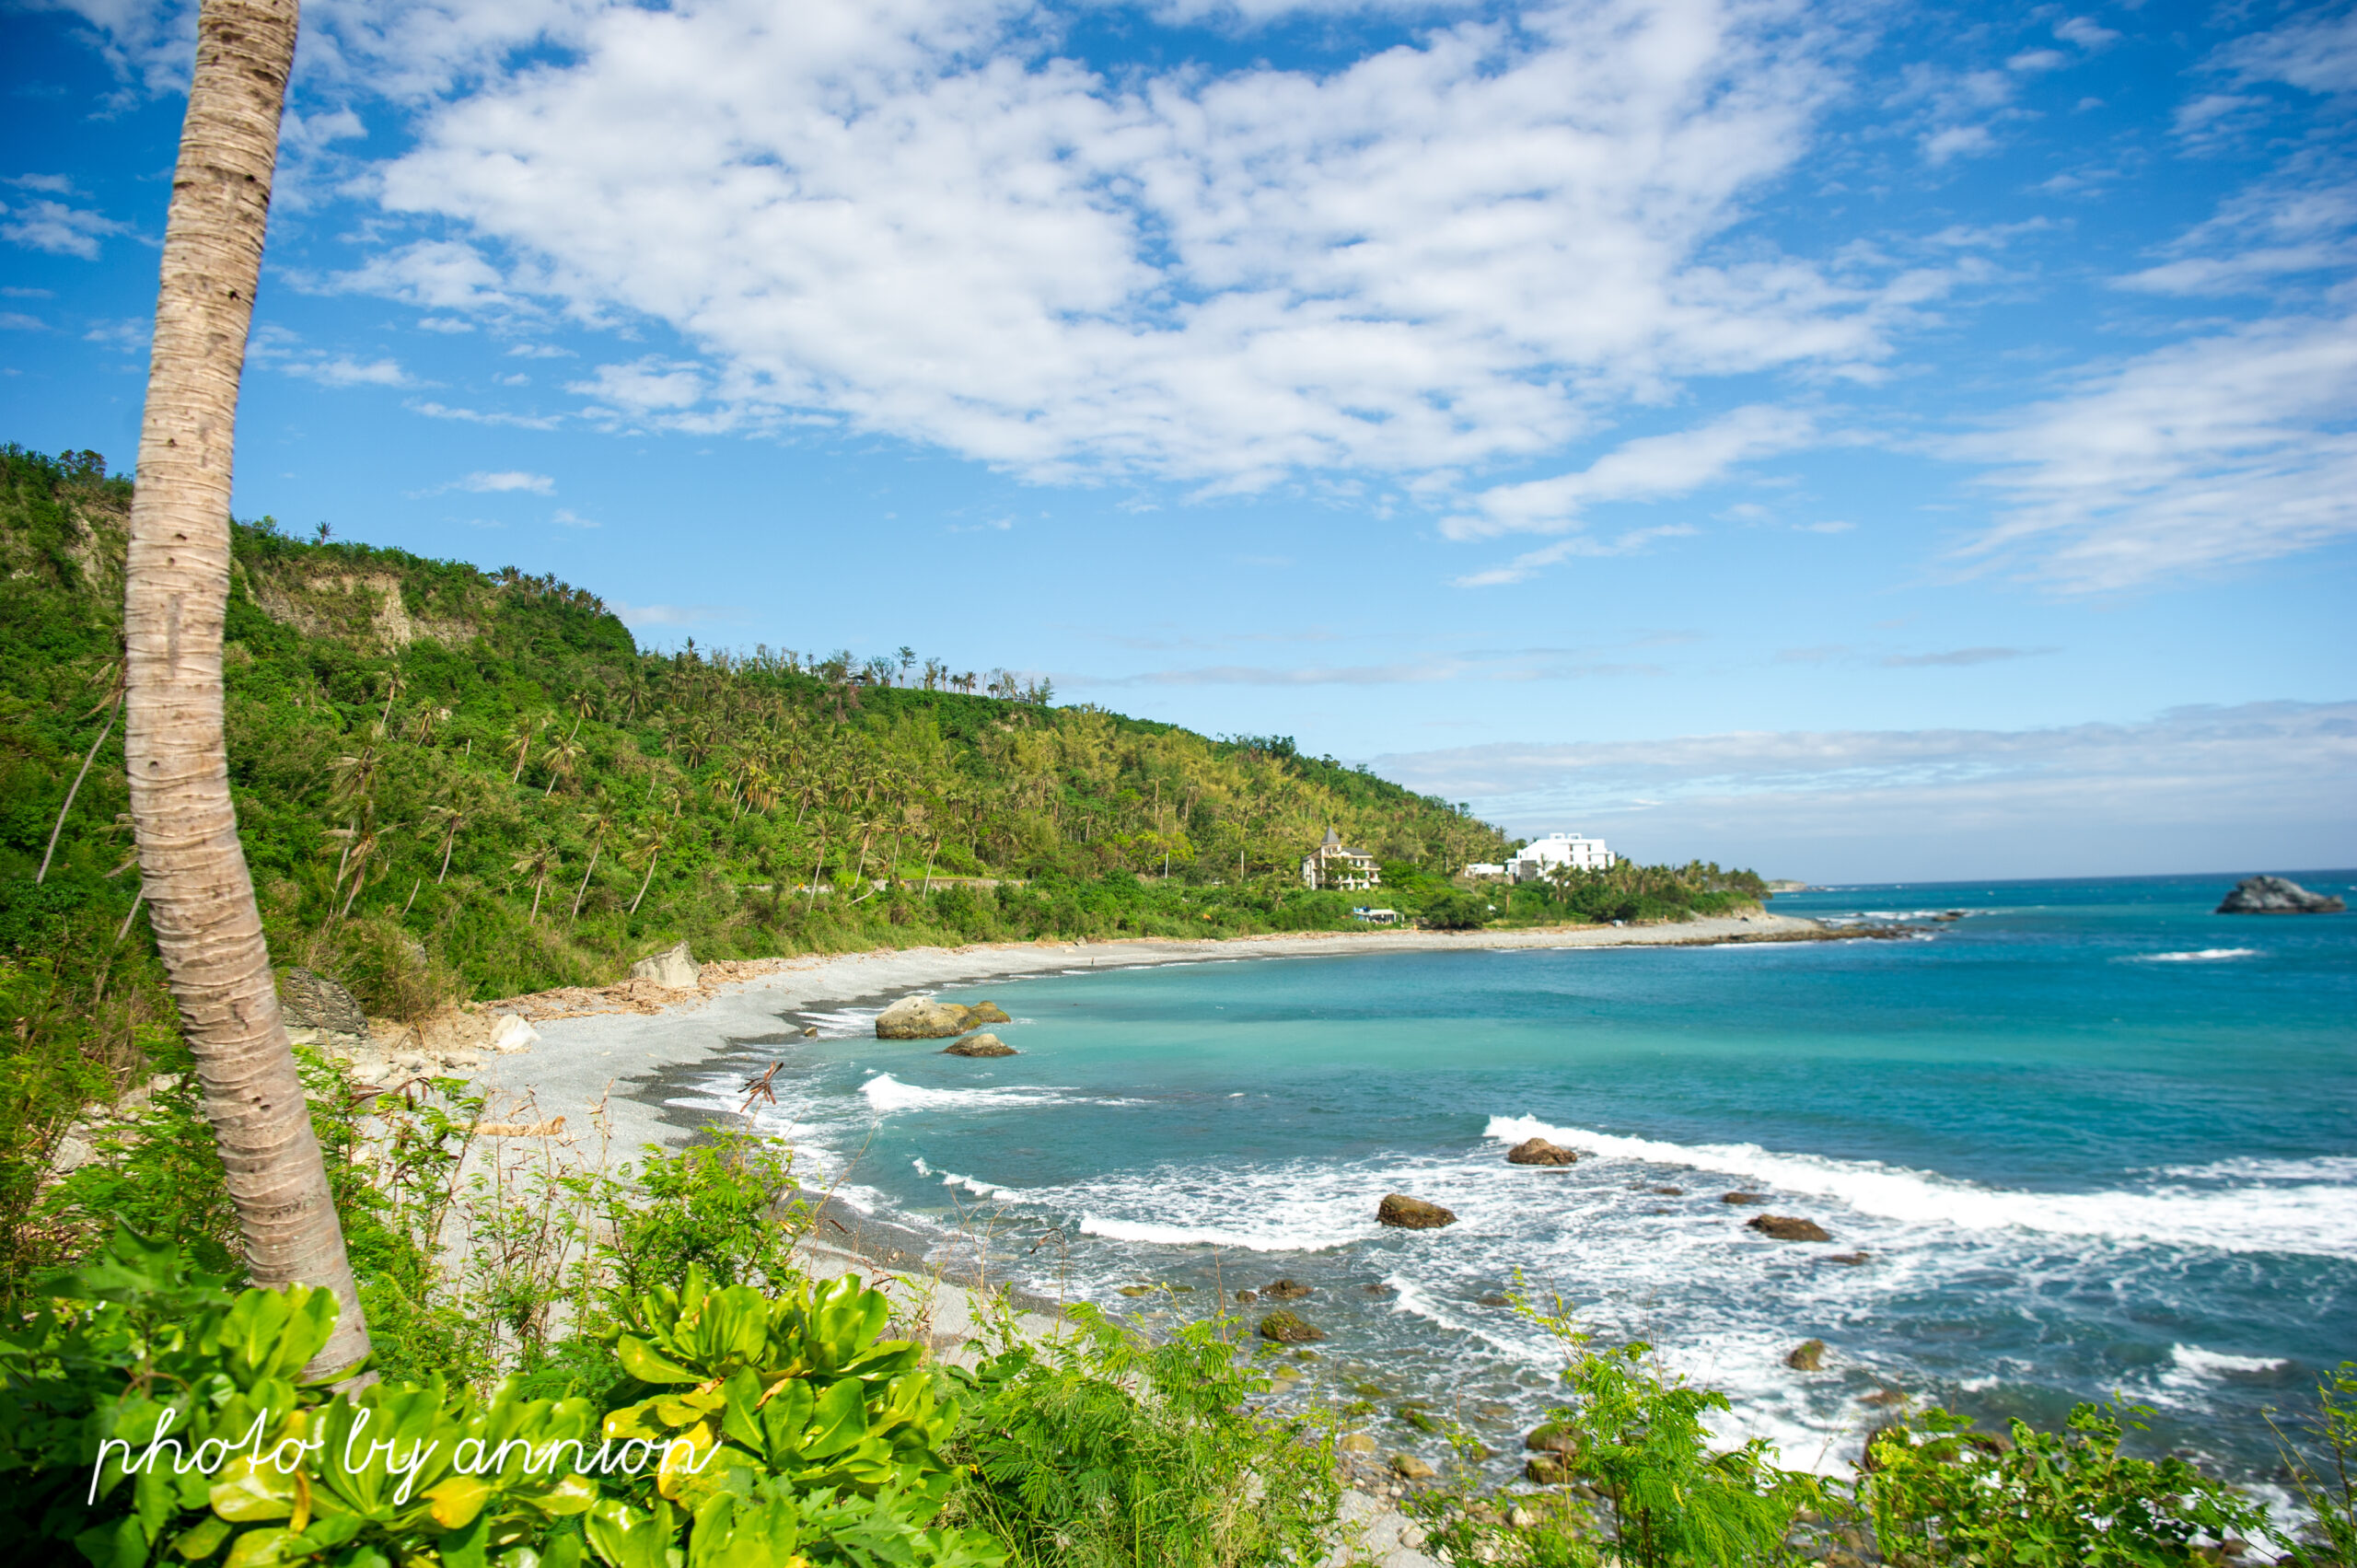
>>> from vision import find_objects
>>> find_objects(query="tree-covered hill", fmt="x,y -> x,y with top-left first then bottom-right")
0,444 -> 1512,1016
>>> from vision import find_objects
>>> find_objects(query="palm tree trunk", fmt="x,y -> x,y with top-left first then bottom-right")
569,840 -> 602,922
629,849 -> 660,915
36,698 -> 118,883
121,0 -> 369,1382
437,823 -> 458,883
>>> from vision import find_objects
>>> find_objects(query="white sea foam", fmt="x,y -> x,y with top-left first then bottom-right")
1481,1115 -> 2357,1256
2131,948 -> 2258,963
859,1074 -> 1068,1113
1077,1214 -> 1354,1251
2169,1344 -> 2291,1378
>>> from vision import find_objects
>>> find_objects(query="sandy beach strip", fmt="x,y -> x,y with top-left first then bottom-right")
462,911 -> 1829,1161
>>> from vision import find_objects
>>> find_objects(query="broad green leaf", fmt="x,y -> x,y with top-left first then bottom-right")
212,1457 -> 298,1522
171,1516 -> 233,1561
426,1473 -> 496,1529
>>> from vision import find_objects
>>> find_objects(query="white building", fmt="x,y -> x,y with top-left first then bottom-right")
1302,827 -> 1380,891
1507,831 -> 1613,882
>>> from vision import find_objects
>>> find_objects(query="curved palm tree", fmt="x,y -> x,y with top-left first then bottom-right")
36,655 -> 124,884
119,0 -> 368,1380
625,823 -> 670,917
511,841 -> 560,923
568,798 -> 619,923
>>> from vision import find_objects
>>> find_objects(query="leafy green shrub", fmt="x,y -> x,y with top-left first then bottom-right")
1420,890 -> 1491,931
1862,1402 -> 2271,1566
2273,1362 -> 2357,1566
945,1304 -> 1338,1568
0,1225 -> 995,1568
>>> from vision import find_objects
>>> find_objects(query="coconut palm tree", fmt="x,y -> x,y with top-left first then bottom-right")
118,0 -> 369,1380
625,824 -> 670,917
511,841 -> 560,923
568,798 -> 619,923
36,655 -> 124,884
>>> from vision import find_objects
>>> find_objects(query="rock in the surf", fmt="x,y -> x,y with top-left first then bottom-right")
1259,1310 -> 1325,1344
965,1000 -> 1012,1023
876,995 -> 971,1039
1506,1136 -> 1577,1166
943,1032 -> 1016,1057
1235,1289 -> 1257,1304
1749,1214 -> 1832,1241
1824,1250 -> 1871,1266
1525,1423 -> 1577,1456
1377,1193 -> 1457,1229
1264,1278 -> 1313,1301
1390,1453 -> 1437,1481
2217,875 -> 2345,914
1787,1339 -> 1827,1372
1722,1191 -> 1770,1205
1339,1433 -> 1376,1454
1525,1456 -> 1573,1485
629,940 -> 701,990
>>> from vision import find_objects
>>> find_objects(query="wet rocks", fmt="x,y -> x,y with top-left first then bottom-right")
1263,1278 -> 1314,1301
1749,1214 -> 1833,1242
1823,1250 -> 1872,1266
1525,1423 -> 1577,1456
1477,1292 -> 1511,1307
1524,1456 -> 1573,1485
2217,875 -> 2345,914
1235,1289 -> 1258,1304
966,1001 -> 1012,1023
1721,1191 -> 1770,1205
629,940 -> 701,990
1390,1454 -> 1437,1481
876,995 -> 972,1039
1259,1310 -> 1325,1344
1786,1339 -> 1827,1372
1505,1136 -> 1577,1167
1377,1193 -> 1457,1229
943,1032 -> 1016,1057
1339,1434 -> 1376,1454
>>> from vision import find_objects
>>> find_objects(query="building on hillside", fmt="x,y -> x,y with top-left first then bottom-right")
1462,861 -> 1510,878
1352,906 -> 1400,924
1301,827 -> 1380,891
1508,831 -> 1613,883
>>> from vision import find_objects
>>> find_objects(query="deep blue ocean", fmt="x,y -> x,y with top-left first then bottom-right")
726,872 -> 2357,1481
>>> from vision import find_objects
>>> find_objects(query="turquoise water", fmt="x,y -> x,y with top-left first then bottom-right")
730,872 -> 2357,1480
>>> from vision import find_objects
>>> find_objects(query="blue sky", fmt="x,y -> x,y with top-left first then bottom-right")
3,0 -> 2352,881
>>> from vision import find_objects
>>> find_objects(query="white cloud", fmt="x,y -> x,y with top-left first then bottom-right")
2216,6 -> 2357,99
552,507 -> 598,528
2112,168 -> 2357,297
2005,49 -> 2067,74
452,470 -> 553,493
0,196 -> 130,259
2052,17 -> 2118,52
1445,404 -> 1817,540
340,0 -> 1925,491
6,173 -> 78,195
408,400 -> 563,429
610,599 -> 744,627
1368,701 -> 2357,880
0,312 -> 44,331
1950,312 -> 2357,591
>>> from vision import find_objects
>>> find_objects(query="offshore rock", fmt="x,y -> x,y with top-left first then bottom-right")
1377,1193 -> 1457,1230
2217,875 -> 2345,914
629,940 -> 700,989
1721,1191 -> 1770,1205
1525,1456 -> 1573,1485
279,968 -> 368,1048
876,995 -> 970,1039
1749,1214 -> 1833,1242
1525,1423 -> 1577,1456
943,1032 -> 1016,1057
1390,1454 -> 1437,1481
1264,1278 -> 1314,1301
965,1001 -> 1012,1024
1506,1136 -> 1577,1167
1259,1310 -> 1325,1344
1787,1339 -> 1827,1372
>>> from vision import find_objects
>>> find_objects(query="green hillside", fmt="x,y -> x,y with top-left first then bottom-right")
0,443 -> 1511,1020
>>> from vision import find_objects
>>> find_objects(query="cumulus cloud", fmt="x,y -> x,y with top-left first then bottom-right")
1368,701 -> 2357,879
0,196 -> 129,259
335,0 -> 1930,494
448,470 -> 553,493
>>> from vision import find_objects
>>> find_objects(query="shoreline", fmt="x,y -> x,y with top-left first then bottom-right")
463,912 -> 1835,1159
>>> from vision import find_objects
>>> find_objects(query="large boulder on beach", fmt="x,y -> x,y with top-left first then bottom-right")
1259,1310 -> 1325,1343
2217,875 -> 2345,914
1506,1136 -> 1577,1167
943,1032 -> 1016,1058
876,995 -> 971,1039
630,940 -> 701,990
1377,1193 -> 1457,1230
1749,1214 -> 1832,1242
278,968 -> 367,1049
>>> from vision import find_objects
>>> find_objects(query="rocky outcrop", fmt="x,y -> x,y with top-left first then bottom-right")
1748,1214 -> 1832,1242
1264,1278 -> 1314,1301
1505,1136 -> 1576,1167
1377,1194 -> 1457,1230
1721,1191 -> 1769,1205
1524,1456 -> 1572,1485
2217,875 -> 2346,914
1524,1423 -> 1577,1456
876,995 -> 972,1039
1389,1454 -> 1437,1481
1259,1310 -> 1325,1343
1786,1339 -> 1827,1372
629,940 -> 701,989
966,1001 -> 1011,1024
944,1033 -> 1016,1057
279,968 -> 368,1050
